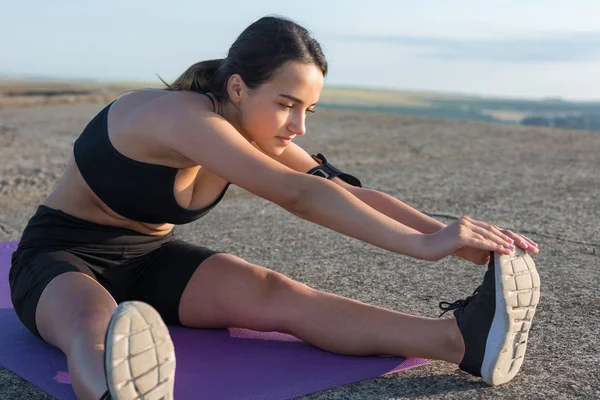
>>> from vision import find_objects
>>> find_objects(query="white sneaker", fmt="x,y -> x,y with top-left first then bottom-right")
102,301 -> 176,400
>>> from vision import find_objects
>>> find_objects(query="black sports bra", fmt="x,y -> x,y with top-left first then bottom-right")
73,97 -> 229,225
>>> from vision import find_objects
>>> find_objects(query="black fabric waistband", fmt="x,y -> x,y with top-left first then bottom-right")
17,205 -> 174,251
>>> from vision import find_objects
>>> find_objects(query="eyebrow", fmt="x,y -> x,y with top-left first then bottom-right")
279,94 -> 317,106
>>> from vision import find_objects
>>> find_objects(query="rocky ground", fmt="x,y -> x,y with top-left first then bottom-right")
0,102 -> 598,399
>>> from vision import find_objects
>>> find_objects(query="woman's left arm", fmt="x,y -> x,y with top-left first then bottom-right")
345,186 -> 445,234
347,185 -> 539,264
265,143 -> 538,262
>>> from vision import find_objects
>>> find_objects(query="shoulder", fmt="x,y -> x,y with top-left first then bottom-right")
110,89 -> 215,127
125,90 -> 218,142
156,91 -> 215,120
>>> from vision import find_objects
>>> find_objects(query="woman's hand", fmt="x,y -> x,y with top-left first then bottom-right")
453,225 -> 539,265
419,216 -> 537,263
500,228 -> 539,253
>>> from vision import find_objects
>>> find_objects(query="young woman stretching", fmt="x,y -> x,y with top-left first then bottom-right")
9,16 -> 540,400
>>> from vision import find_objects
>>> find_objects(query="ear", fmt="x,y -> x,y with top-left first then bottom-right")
226,74 -> 247,104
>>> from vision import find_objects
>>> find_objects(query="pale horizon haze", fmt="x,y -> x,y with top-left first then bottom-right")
3,0 -> 600,100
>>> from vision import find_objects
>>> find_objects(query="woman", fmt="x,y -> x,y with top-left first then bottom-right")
9,16 -> 540,400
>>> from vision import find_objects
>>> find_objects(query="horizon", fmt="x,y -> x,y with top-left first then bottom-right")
4,1 -> 600,101
3,74 -> 598,105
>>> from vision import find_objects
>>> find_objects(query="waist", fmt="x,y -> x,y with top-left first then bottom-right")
17,205 -> 175,251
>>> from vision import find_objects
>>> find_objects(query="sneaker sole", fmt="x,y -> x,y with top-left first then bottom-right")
105,301 -> 176,400
481,248 -> 540,386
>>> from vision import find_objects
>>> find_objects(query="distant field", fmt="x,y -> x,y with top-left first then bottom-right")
319,87 -> 600,130
1,80 -> 599,130
0,80 -> 158,108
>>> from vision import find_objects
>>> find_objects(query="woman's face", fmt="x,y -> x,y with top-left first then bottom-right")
235,61 -> 324,156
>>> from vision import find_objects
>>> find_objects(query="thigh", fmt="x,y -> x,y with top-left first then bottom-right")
10,249 -> 115,348
178,251 -> 310,330
125,239 -> 222,325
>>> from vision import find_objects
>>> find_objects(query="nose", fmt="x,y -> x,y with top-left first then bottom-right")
288,113 -> 306,136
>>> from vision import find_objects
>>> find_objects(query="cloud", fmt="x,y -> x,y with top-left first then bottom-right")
336,32 -> 600,62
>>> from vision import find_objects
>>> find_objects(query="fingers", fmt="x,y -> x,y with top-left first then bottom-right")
458,217 -> 514,255
472,226 -> 514,251
466,218 -> 514,248
513,232 -> 538,248
464,217 -> 540,254
488,224 -> 515,246
503,229 -> 539,254
464,236 -> 513,255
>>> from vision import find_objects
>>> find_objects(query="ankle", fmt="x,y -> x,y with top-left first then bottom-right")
446,317 -> 466,365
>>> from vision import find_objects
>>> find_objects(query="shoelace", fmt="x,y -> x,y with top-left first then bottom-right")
438,286 -> 480,317
99,391 -> 112,400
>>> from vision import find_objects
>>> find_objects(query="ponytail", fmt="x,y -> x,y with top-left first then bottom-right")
161,59 -> 224,93
159,16 -> 328,103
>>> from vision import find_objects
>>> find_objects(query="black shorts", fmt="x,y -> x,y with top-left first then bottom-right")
9,205 -> 222,340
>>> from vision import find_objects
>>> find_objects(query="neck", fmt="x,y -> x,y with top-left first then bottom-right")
218,98 -> 252,142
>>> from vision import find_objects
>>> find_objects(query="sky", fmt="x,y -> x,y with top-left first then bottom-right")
2,0 -> 600,100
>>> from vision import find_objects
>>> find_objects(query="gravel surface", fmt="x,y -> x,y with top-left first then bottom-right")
0,103 -> 599,399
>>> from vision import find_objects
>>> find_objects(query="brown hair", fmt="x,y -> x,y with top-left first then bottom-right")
162,15 -> 327,103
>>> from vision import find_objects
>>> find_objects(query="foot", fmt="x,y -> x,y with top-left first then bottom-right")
439,248 -> 540,386
103,301 -> 176,400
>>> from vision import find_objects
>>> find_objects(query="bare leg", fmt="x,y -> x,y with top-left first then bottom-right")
36,272 -> 117,400
179,254 -> 464,364
273,289 -> 464,363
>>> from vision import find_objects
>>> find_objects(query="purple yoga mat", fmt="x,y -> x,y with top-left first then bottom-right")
0,241 -> 428,399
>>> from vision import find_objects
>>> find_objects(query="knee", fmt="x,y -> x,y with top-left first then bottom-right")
71,306 -> 115,331
261,270 -> 311,301
248,270 -> 312,325
68,306 -> 115,348
235,269 -> 315,332
34,271 -> 118,351
41,304 -> 115,354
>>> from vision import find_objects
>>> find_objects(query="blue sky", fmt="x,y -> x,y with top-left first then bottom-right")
2,0 -> 600,100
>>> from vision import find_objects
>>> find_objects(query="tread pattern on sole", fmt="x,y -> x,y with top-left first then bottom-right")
105,302 -> 176,400
485,250 -> 540,386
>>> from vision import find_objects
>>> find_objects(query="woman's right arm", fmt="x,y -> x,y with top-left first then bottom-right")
167,94 -> 512,261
